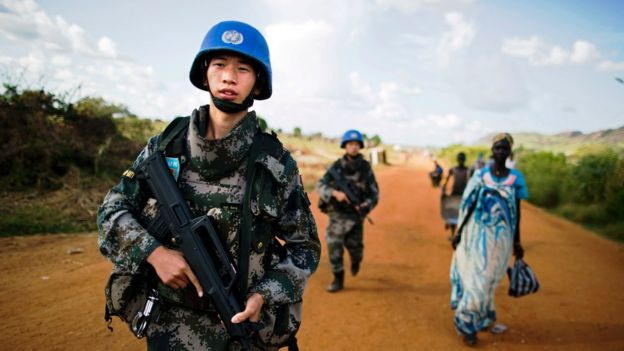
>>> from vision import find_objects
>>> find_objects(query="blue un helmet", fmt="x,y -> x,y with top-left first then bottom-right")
189,20 -> 272,100
340,129 -> 364,148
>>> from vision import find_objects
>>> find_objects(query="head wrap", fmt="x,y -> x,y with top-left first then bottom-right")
491,132 -> 514,147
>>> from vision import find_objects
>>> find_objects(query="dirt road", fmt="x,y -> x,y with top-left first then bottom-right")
1,160 -> 623,350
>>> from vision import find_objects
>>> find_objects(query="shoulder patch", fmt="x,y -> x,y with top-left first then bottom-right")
166,157 -> 181,181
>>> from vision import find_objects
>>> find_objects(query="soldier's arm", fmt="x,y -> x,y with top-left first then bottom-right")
362,165 -> 380,210
96,137 -> 162,273
250,158 -> 321,305
315,163 -> 336,202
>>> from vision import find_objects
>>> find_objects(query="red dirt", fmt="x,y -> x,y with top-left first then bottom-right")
1,158 -> 623,350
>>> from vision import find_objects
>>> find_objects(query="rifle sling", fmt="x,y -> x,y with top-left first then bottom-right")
157,116 -> 190,153
238,131 -> 263,301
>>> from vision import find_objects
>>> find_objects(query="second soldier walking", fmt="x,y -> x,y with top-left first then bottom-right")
317,130 -> 379,293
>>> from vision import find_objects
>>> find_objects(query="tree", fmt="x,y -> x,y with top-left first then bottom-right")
293,126 -> 302,138
369,134 -> 382,147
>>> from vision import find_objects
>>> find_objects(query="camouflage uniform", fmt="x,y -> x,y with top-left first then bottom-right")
317,154 -> 379,274
97,106 -> 321,350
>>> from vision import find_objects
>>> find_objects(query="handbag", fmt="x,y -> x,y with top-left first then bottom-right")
507,258 -> 540,297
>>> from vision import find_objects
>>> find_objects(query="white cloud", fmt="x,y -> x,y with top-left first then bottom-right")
97,37 -> 117,58
501,36 -> 540,57
0,0 -> 191,119
0,52 -> 43,77
389,113 -> 488,146
597,60 -> 624,72
17,51 -> 45,75
375,0 -> 475,13
438,12 -> 476,66
0,0 -> 121,60
349,72 -> 422,122
53,68 -> 73,81
411,113 -> 461,129
447,55 -> 529,112
265,20 -> 337,97
372,82 -> 411,121
502,36 -> 600,66
265,0 -> 372,23
570,40 -> 599,64
51,54 -> 71,66
349,71 -> 376,103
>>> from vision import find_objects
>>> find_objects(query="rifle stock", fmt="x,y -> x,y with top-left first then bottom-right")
136,151 -> 255,350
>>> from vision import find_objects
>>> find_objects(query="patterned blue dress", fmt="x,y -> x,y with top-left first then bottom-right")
450,166 -> 528,335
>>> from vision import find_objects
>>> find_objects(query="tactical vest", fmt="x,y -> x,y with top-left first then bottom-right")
154,116 -> 286,300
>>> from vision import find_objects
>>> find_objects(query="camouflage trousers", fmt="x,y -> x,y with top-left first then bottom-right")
325,213 -> 364,273
146,304 -> 279,351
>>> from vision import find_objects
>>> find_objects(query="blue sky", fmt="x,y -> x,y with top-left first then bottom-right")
1,0 -> 623,146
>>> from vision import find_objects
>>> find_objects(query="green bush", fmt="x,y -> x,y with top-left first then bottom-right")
555,203 -> 610,225
516,150 -> 568,208
605,157 -> 624,220
564,150 -> 619,204
597,222 -> 624,243
0,84 -> 143,189
0,204 -> 94,236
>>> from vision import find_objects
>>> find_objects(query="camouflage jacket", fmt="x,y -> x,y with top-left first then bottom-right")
97,106 -> 320,309
317,154 -> 379,218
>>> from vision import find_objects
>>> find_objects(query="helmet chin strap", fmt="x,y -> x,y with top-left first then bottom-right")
210,93 -> 254,113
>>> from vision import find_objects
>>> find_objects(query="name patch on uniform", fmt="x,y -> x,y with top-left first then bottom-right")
122,169 -> 135,179
166,157 -> 180,181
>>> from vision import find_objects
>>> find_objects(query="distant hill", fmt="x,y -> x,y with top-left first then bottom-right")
472,126 -> 624,154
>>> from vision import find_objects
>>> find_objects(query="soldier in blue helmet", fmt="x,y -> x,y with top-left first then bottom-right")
316,130 -> 379,292
97,20 -> 320,350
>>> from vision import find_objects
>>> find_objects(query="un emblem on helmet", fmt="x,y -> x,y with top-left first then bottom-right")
222,30 -> 244,45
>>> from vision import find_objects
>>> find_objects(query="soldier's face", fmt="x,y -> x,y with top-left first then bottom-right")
206,53 -> 259,104
345,141 -> 361,156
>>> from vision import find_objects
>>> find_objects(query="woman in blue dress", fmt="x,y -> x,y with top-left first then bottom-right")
449,133 -> 528,346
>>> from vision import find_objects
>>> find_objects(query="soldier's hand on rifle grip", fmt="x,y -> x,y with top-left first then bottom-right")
331,190 -> 350,203
147,246 -> 204,297
231,293 -> 265,323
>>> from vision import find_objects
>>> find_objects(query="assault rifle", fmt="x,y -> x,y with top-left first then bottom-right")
135,151 -> 256,350
328,168 -> 373,224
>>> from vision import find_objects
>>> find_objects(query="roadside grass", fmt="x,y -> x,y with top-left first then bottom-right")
0,168 -> 113,237
0,204 -> 92,236
554,203 -> 624,243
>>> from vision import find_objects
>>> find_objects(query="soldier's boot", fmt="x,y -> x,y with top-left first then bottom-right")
350,261 -> 360,276
326,271 -> 344,293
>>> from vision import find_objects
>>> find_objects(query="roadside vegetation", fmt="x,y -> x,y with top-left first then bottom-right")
438,143 -> 624,243
0,84 -> 158,235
